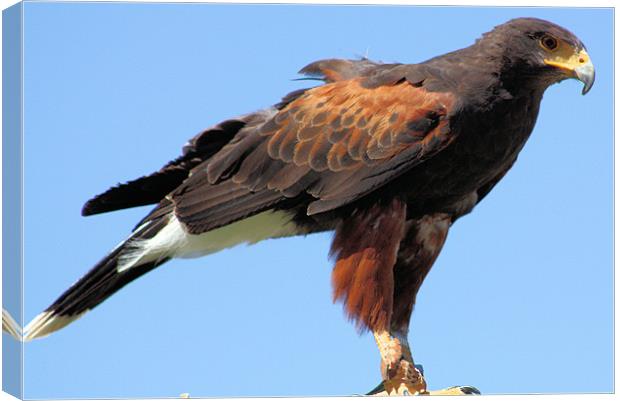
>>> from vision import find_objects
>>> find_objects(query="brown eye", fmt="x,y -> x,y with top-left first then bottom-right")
540,35 -> 558,51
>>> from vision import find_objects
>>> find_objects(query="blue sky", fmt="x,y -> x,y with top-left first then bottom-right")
14,3 -> 612,398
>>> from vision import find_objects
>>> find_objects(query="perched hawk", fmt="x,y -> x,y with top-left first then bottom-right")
24,18 -> 594,395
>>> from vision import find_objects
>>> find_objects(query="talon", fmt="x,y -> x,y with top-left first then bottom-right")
457,386 -> 481,395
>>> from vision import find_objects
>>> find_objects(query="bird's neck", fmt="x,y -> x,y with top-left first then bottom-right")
427,43 -> 546,101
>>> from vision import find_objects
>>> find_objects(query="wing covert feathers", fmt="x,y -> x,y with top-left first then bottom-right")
253,78 -> 455,215
169,77 -> 455,230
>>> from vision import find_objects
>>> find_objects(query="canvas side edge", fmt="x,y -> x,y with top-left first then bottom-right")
2,2 -> 24,400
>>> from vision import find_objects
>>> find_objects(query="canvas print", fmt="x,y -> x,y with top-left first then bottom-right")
2,2 -> 613,399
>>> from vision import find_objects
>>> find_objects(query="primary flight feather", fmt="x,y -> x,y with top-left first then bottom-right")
24,17 -> 594,395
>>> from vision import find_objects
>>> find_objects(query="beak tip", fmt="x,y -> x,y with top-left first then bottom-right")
581,80 -> 594,95
576,63 -> 595,96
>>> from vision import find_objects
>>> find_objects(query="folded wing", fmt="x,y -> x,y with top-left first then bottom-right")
169,69 -> 457,234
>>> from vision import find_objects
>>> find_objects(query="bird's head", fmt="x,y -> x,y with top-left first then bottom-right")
480,17 -> 595,95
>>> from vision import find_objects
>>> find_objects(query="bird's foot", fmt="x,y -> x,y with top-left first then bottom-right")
369,331 -> 480,395
367,362 -> 427,396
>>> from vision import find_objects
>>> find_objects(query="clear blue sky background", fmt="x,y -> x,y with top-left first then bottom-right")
15,3 -> 612,399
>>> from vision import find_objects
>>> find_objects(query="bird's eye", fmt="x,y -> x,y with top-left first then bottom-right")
540,35 -> 558,51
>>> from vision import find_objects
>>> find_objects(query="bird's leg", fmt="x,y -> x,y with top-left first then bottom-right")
367,214 -> 480,396
373,329 -> 427,395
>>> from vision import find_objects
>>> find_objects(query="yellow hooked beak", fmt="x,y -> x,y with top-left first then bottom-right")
544,48 -> 595,95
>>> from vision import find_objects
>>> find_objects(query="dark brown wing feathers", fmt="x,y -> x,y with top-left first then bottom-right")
84,58 -> 457,233
168,73 -> 457,233
173,180 -> 282,234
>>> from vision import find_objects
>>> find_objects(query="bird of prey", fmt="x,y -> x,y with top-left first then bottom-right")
24,17 -> 594,395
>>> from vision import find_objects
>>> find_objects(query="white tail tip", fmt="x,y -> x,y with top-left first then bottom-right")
23,310 -> 84,341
